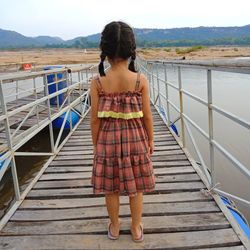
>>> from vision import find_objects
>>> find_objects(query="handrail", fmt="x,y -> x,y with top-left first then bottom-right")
0,64 -> 96,230
137,57 -> 250,209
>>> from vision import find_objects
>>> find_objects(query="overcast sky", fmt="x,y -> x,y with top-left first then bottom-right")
1,0 -> 250,40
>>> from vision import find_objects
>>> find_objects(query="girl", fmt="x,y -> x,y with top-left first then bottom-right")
90,21 -> 155,242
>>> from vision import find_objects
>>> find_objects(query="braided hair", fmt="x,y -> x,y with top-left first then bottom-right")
98,21 -> 137,76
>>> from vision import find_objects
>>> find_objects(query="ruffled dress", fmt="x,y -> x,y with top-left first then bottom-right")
91,73 -> 155,197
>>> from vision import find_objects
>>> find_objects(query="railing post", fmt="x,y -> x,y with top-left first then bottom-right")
33,77 -> 40,125
156,63 -> 161,108
164,63 -> 171,126
15,80 -> 18,100
43,75 -> 55,153
177,66 -> 186,147
0,80 -> 21,201
55,73 -> 59,111
207,69 -> 215,188
146,62 -> 152,100
152,64 -> 156,103
66,70 -> 73,131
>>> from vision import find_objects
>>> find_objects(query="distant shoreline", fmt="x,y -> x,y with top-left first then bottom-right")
1,46 -> 250,67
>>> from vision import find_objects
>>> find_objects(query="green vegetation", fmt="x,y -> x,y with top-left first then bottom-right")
40,37 -> 250,49
135,37 -> 250,48
175,45 -> 205,54
164,48 -> 171,52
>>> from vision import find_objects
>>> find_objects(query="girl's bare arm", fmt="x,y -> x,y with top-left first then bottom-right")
90,79 -> 101,148
141,74 -> 154,154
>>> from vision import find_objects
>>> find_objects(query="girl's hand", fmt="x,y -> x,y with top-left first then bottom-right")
148,140 -> 154,155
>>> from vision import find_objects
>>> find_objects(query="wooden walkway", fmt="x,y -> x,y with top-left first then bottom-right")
0,92 -> 48,148
0,106 -> 247,249
0,90 -> 81,150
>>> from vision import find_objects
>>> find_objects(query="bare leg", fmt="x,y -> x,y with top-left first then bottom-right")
105,193 -> 120,236
129,192 -> 143,238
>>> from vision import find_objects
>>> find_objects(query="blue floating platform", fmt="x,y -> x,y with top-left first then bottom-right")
221,196 -> 250,239
52,110 -> 80,129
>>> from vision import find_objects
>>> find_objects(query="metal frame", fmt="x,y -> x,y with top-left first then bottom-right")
0,65 -> 95,230
138,57 -> 250,248
137,57 -> 250,209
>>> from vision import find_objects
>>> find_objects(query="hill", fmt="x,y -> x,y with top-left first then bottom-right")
1,25 -> 250,49
0,29 -> 64,48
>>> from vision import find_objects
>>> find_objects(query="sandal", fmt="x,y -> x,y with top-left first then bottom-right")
131,223 -> 144,243
107,221 -> 120,240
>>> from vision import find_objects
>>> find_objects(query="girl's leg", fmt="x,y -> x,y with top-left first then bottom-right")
129,192 -> 143,238
105,193 -> 120,235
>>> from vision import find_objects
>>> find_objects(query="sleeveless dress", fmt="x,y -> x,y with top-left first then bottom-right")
91,73 -> 155,197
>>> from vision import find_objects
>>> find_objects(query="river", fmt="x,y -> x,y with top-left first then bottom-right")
154,64 -> 250,223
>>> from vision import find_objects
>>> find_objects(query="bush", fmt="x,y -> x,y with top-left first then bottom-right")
164,48 -> 171,52
175,45 -> 205,54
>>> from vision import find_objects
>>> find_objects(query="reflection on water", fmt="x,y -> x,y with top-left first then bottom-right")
0,127 -> 69,219
156,65 -> 250,223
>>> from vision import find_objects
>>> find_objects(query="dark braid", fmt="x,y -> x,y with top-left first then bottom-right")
128,51 -> 136,72
98,53 -> 106,76
99,21 -> 137,75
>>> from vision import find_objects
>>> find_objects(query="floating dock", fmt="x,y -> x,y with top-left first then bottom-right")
0,61 -> 249,249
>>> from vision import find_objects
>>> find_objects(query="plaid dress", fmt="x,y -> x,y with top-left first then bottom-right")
91,73 -> 155,197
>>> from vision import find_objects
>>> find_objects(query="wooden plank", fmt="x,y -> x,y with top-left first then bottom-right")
64,137 -> 176,146
40,166 -> 195,180
49,155 -> 187,166
11,201 -> 220,221
53,150 -> 184,161
26,182 -> 205,198
65,139 -> 176,146
74,124 -> 169,132
153,161 -> 191,167
202,247 -> 245,250
0,229 -> 241,249
57,145 -> 181,155
45,166 -> 92,173
44,166 -> 197,178
33,173 -> 200,189
156,173 -> 200,182
1,213 -> 229,235
67,136 -> 173,143
77,121 -> 168,128
59,144 -> 180,152
47,164 -> 192,173
74,126 -> 170,135
19,191 -> 212,209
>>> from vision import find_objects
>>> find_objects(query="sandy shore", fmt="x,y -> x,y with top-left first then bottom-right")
1,47 -> 250,69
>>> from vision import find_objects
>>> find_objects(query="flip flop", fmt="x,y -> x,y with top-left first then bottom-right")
131,223 -> 144,243
107,222 -> 120,240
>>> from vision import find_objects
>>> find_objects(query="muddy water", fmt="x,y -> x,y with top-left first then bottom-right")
156,65 -> 250,223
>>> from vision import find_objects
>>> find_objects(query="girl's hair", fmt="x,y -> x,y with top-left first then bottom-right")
98,21 -> 137,76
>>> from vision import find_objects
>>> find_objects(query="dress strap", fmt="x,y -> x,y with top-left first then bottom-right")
135,72 -> 140,91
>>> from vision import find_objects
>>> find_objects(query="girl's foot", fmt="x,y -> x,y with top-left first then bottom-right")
130,223 -> 144,242
107,220 -> 121,240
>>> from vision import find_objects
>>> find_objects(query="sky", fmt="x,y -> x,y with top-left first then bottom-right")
1,0 -> 250,40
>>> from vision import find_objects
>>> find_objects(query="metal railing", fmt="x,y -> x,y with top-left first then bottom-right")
0,64 -> 96,229
137,57 -> 250,209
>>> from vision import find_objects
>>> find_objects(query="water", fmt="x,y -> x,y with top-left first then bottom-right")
0,68 -> 72,219
153,64 -> 250,223
0,128 -> 69,219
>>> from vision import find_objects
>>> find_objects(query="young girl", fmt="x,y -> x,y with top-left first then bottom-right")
90,21 -> 155,242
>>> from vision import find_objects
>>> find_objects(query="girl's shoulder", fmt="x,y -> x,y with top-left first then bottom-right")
137,72 -> 148,91
90,75 -> 103,93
